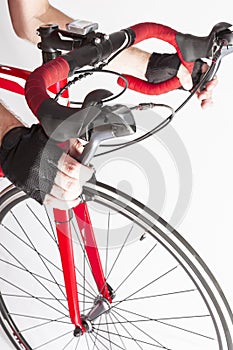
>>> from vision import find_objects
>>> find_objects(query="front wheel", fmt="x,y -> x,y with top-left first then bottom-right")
0,181 -> 232,350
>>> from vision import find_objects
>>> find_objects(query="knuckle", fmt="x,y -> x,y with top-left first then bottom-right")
65,161 -> 79,174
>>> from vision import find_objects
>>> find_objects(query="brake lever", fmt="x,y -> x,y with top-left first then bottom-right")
78,125 -> 116,166
199,28 -> 233,90
78,104 -> 136,166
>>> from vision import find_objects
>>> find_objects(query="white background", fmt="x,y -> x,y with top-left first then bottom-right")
0,0 -> 232,348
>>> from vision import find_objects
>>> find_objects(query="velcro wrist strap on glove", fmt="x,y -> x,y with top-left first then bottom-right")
0,124 -> 63,204
145,52 -> 204,89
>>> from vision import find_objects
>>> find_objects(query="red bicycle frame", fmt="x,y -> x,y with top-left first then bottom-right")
0,63 -> 112,332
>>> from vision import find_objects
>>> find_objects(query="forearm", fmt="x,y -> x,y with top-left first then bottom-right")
7,0 -> 151,76
7,0 -> 150,74
0,103 -> 24,146
8,0 -> 72,44
108,47 -> 151,80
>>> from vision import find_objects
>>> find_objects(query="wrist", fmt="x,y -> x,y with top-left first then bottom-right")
0,103 -> 24,146
0,121 -> 24,146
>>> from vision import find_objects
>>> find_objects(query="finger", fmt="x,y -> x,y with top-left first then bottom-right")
198,75 -> 218,93
196,77 -> 217,99
196,91 -> 213,108
54,171 -> 83,197
68,139 -> 84,159
58,153 -> 93,182
54,169 -> 82,193
205,76 -> 218,92
201,63 -> 209,73
177,64 -> 193,90
201,97 -> 213,109
197,90 -> 212,101
44,193 -> 80,210
50,183 -> 82,201
198,78 -> 218,95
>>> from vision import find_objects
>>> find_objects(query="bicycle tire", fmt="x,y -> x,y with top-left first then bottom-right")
0,181 -> 232,350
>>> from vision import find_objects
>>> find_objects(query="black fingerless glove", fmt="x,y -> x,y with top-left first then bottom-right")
0,124 -> 63,204
145,52 -> 204,89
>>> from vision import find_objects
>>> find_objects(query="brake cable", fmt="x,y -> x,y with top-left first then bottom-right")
94,62 -> 214,157
54,29 -> 131,102
53,35 -> 226,158
95,38 -> 228,155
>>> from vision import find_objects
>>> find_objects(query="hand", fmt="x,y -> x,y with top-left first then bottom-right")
44,139 -> 93,209
0,125 -> 93,209
196,63 -> 218,109
177,63 -> 218,109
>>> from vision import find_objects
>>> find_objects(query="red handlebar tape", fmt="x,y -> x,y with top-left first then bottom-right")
118,75 -> 181,95
118,22 -> 194,95
25,56 -> 70,116
25,23 -> 196,117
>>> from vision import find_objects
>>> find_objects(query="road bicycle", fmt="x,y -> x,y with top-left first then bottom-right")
0,20 -> 233,350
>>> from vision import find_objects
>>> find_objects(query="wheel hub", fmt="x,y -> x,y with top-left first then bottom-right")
74,295 -> 111,336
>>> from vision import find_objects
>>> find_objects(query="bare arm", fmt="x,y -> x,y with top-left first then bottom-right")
7,0 -> 146,75
7,0 -> 215,108
0,103 -> 23,145
7,0 -> 72,44
3,0 -> 73,143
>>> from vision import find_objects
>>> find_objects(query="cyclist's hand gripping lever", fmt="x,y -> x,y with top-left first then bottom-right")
198,26 -> 233,89
117,22 -> 233,94
25,21 -> 233,167
78,89 -> 136,166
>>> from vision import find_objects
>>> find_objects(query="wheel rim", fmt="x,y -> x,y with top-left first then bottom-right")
0,183 -> 232,350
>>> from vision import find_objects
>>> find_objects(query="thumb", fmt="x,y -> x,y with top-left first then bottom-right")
177,64 -> 193,91
68,139 -> 84,159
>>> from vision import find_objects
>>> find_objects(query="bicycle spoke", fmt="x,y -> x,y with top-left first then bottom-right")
109,313 -> 127,350
26,205 -> 67,300
105,224 -> 134,283
0,256 -> 65,289
105,212 -> 111,276
111,288 -> 196,303
91,315 -> 103,350
114,306 -> 215,340
62,336 -> 75,350
101,313 -> 211,324
10,211 -> 69,309
92,331 -> 126,350
100,223 -> 135,296
114,242 -> 157,293
44,206 -> 58,244
112,308 -> 166,349
72,220 -> 99,297
0,243 -> 68,312
90,331 -> 111,350
0,184 -> 230,350
26,204 -> 58,247
89,333 -> 102,350
1,293 -> 66,301
96,328 -> 166,348
19,316 -> 69,332
0,276 -> 69,318
110,311 -> 144,350
2,222 -> 94,301
33,330 -> 73,349
8,313 -> 70,324
75,337 -> 81,350
105,314 -> 113,350
112,266 -> 178,310
156,319 -> 215,340
157,314 -> 211,321
85,333 -> 91,350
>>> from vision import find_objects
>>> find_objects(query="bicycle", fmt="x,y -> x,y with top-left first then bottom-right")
0,20 -> 233,350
